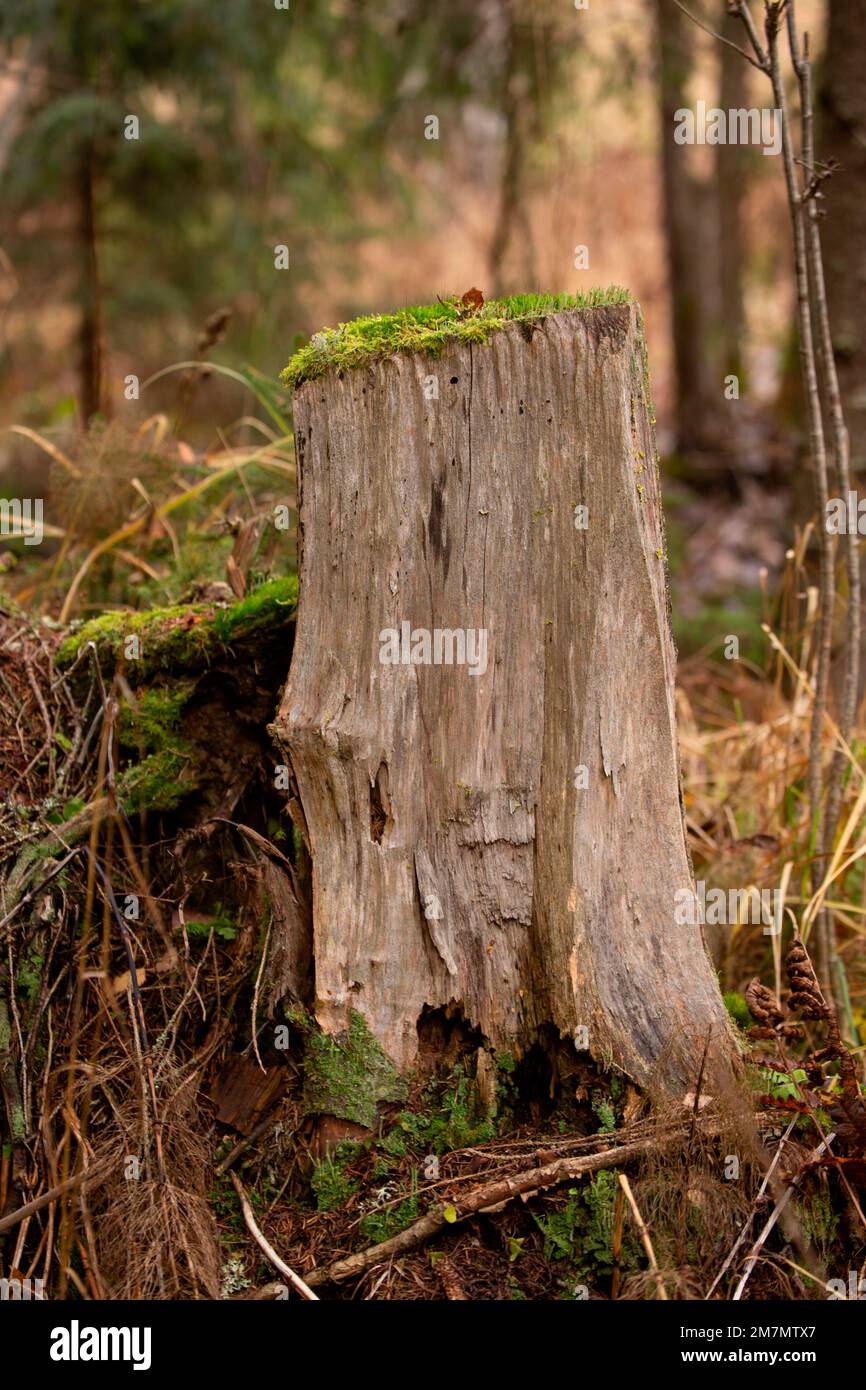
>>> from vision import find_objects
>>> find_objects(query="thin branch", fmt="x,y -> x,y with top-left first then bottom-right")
728,0 -> 770,70
230,1172 -> 319,1301
0,1161 -> 112,1237
671,0 -> 765,69
618,1173 -> 669,1300
732,1131 -> 836,1300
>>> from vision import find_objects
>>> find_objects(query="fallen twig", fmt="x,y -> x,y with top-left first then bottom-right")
229,1171 -> 318,1301
0,1161 -> 112,1237
306,1122 -> 715,1288
618,1172 -> 668,1300
732,1130 -> 836,1301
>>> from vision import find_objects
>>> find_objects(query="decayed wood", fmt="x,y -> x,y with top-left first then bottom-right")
274,303 -> 736,1092
210,1053 -> 285,1136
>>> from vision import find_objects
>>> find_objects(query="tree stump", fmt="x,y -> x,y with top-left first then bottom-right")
274,298 -> 736,1098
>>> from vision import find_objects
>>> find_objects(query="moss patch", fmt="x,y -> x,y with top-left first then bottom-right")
117,746 -> 193,813
304,1010 -> 405,1128
119,681 -> 195,749
57,574 -> 298,683
283,287 -> 632,388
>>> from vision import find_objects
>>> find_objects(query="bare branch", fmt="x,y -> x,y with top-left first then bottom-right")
230,1171 -> 319,1301
728,0 -> 770,70
671,0 -> 765,69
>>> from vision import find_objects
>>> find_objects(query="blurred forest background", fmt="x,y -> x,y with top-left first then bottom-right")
0,0 -> 862,651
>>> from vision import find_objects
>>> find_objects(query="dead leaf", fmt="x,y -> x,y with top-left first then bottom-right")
681,1091 -> 714,1110
460,287 -> 484,312
226,553 -> 246,599
112,967 -> 147,996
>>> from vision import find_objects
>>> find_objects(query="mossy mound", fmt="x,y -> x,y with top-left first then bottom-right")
57,574 -> 298,685
53,576 -> 298,819
115,680 -> 198,812
282,287 -> 632,388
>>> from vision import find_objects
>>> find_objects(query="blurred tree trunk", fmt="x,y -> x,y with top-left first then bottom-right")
655,0 -> 724,459
274,303 -> 737,1117
489,0 -> 537,296
71,9 -> 105,425
717,14 -> 748,389
821,0 -> 866,489
77,137 -> 105,424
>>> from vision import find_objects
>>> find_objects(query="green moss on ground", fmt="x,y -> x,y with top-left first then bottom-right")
282,287 -> 632,387
118,681 -> 195,749
57,574 -> 298,682
117,746 -> 193,813
211,575 -> 298,645
50,576 -> 299,825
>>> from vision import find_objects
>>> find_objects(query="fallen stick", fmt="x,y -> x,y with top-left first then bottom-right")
215,1113 -> 281,1177
229,1171 -> 319,1301
705,1116 -> 797,1299
618,1173 -> 668,1300
0,1162 -> 111,1237
732,1131 -> 836,1301
306,1123 -> 704,1288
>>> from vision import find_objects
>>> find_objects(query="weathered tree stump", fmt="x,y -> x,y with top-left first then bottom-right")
275,297 -> 736,1097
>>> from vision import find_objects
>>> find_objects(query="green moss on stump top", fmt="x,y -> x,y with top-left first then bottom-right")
282,287 -> 632,388
57,574 -> 298,682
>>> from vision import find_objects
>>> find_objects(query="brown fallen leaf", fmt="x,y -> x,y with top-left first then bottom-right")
460,287 -> 484,312
111,967 -> 147,996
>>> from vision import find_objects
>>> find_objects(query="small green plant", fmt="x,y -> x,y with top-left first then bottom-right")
310,1153 -> 359,1213
723,991 -> 752,1031
534,1171 -> 638,1287
382,1064 -> 496,1158
534,1187 -> 583,1261
186,910 -> 237,942
16,948 -> 44,1005
359,1170 -> 420,1244
592,1094 -> 617,1133
755,1066 -> 809,1102
799,1185 -> 839,1255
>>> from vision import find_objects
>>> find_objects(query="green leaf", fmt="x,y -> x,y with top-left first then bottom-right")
443,1204 -> 458,1224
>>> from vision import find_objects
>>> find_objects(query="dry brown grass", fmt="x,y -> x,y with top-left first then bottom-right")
678,540 -> 866,1033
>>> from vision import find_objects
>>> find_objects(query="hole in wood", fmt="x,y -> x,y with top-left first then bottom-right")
369,761 -> 392,844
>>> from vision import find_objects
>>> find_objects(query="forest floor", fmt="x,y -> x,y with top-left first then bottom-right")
1,565 -> 863,1302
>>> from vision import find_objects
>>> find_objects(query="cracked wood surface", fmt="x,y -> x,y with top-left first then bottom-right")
274,302 -> 735,1091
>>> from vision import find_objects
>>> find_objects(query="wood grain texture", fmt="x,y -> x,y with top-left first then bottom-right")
274,303 -> 736,1092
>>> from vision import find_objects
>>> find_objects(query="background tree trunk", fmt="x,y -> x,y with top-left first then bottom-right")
655,0 -> 725,460
717,13 -> 748,392
820,0 -> 866,695
274,302 -> 736,1103
821,0 -> 866,481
